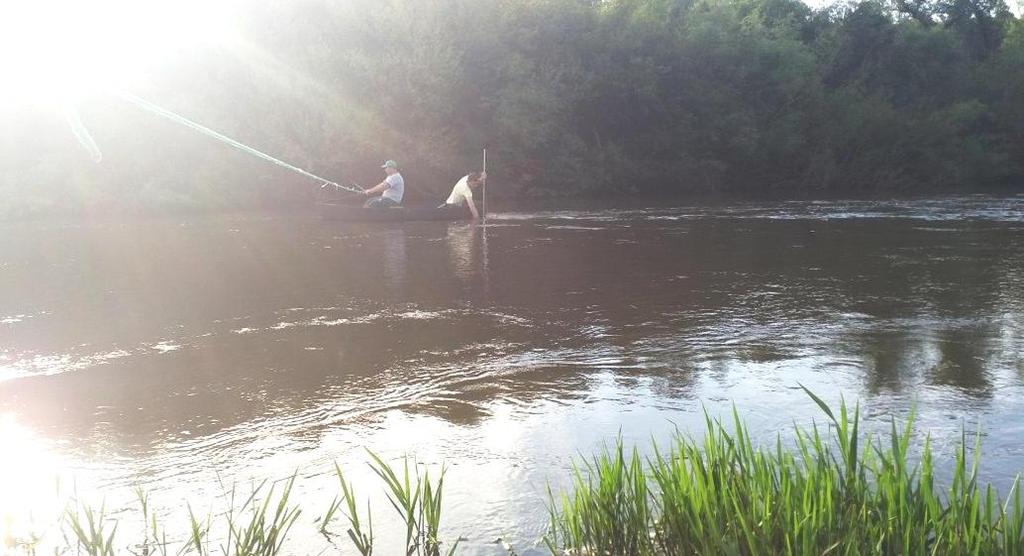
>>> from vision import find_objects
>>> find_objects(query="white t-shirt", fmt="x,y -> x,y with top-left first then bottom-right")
445,175 -> 473,206
383,173 -> 404,203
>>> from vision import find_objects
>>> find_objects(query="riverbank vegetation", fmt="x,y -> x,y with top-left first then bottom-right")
548,388 -> 1024,554
4,390 -> 1023,554
2,0 -> 1022,216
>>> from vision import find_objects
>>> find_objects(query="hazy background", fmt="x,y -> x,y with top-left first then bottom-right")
1,0 -> 1022,217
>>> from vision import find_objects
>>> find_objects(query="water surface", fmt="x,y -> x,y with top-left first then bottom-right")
1,196 -> 1023,554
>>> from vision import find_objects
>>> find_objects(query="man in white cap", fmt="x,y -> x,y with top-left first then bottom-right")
361,159 -> 405,208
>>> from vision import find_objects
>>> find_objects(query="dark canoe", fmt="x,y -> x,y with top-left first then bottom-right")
317,202 -> 471,222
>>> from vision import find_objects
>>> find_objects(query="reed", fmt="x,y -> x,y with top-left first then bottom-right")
329,461 -> 374,555
132,484 -> 171,556
179,477 -> 300,556
220,477 -> 301,556
65,501 -> 117,556
6,388 -> 1022,555
546,386 -> 1024,555
319,451 -> 461,556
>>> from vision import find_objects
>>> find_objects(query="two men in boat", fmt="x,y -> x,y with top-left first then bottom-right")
361,159 -> 405,207
362,158 -> 485,219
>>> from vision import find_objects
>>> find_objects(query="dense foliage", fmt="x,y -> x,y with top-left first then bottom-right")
2,0 -> 1022,214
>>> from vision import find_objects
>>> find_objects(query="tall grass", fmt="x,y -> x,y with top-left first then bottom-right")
320,451 -> 461,556
65,501 -> 117,556
547,386 -> 1024,555
185,476 -> 301,556
5,389 -> 1022,555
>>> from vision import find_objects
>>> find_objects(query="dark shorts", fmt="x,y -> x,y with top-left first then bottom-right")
437,203 -> 470,217
364,196 -> 400,209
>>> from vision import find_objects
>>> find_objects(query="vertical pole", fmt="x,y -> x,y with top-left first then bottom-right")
482,148 -> 487,220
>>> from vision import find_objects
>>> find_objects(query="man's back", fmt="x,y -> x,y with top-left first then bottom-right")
446,175 -> 472,206
383,172 -> 404,203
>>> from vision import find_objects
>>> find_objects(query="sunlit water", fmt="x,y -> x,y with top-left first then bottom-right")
1,196 -> 1022,554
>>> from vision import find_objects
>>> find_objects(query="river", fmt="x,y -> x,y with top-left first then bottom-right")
1,196 -> 1022,554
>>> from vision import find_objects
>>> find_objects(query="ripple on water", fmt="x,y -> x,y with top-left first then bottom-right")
1,198 -> 1023,553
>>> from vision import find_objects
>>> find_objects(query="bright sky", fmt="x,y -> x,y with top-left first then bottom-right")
0,0 -> 239,108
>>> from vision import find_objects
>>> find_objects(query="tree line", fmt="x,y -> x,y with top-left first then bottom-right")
2,0 -> 1022,215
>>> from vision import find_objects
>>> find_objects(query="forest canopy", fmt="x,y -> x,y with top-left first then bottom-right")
1,0 -> 1022,215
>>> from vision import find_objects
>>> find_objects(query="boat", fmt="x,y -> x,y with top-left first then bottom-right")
316,201 -> 472,222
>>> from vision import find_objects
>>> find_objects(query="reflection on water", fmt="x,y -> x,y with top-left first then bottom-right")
0,197 -> 1023,554
382,228 -> 407,298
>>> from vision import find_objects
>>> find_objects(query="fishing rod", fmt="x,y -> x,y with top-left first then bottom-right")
113,90 -> 363,194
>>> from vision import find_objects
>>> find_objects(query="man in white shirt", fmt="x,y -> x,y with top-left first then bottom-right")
441,171 -> 485,219
362,159 -> 405,207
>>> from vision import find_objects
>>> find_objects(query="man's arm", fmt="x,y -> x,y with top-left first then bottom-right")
470,173 -> 484,218
362,181 -> 387,196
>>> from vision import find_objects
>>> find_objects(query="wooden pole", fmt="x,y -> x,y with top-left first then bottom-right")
482,148 -> 487,220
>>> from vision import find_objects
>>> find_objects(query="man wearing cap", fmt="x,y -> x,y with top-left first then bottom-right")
361,160 -> 405,208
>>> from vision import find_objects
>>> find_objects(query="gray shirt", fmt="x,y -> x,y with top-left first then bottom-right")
383,173 -> 404,203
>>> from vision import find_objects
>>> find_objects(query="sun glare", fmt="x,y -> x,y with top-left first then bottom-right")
0,414 -> 68,548
0,0 -> 239,109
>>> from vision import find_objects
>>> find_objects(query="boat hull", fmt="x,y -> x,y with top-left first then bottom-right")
317,202 -> 471,222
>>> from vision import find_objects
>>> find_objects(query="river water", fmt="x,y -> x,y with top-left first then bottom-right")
1,196 -> 1022,554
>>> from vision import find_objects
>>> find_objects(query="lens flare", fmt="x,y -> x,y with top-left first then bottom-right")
0,0 -> 239,108
0,414 -> 68,549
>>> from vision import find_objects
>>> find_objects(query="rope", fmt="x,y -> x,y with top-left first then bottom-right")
115,91 -> 363,194
66,105 -> 102,163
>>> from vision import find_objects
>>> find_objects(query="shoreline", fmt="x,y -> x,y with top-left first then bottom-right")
0,189 -> 1021,224
4,391 -> 1021,555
